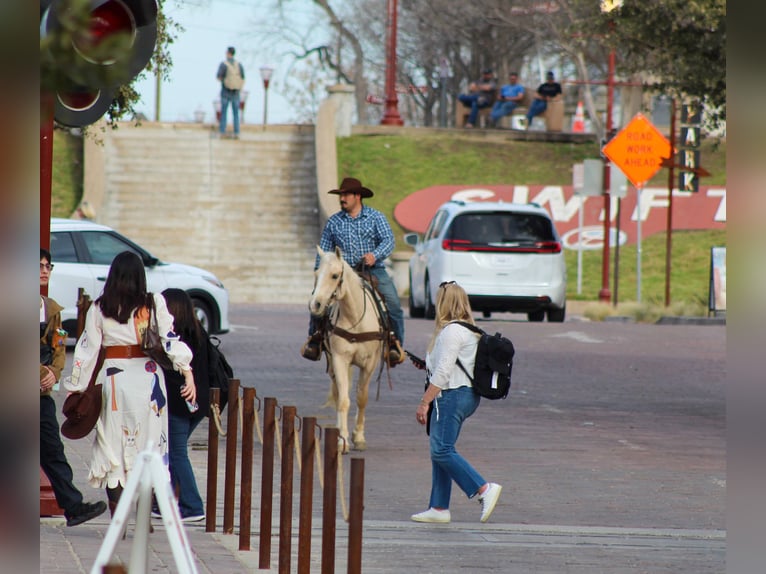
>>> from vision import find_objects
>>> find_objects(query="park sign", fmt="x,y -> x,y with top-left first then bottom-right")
602,113 -> 673,189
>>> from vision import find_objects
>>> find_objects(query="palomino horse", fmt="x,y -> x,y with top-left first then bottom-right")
308,246 -> 388,453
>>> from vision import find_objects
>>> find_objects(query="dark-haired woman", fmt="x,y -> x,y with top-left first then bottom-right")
158,288 -> 211,523
64,251 -> 196,518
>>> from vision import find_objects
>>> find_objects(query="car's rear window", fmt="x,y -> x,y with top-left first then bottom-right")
447,212 -> 555,245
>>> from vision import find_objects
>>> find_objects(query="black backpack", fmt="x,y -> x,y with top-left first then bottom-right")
207,335 -> 233,410
454,322 -> 514,400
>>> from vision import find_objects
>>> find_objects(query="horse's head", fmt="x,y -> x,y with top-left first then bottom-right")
309,246 -> 347,317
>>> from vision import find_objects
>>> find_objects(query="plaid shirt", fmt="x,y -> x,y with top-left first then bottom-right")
316,205 -> 395,269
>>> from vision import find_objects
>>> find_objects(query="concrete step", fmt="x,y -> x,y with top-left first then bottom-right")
96,122 -> 321,304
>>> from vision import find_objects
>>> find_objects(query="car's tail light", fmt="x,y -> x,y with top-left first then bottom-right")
442,239 -> 562,253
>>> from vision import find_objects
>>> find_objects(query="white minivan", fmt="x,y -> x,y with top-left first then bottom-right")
49,218 -> 230,335
405,201 -> 567,322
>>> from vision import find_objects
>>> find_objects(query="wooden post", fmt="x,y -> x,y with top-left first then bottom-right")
205,388 -> 220,533
76,288 -> 92,338
278,406 -> 297,574
347,458 -> 365,574
239,387 -> 256,550
321,427 -> 339,574
297,417 -> 317,574
258,397 -> 277,569
223,379 -> 240,534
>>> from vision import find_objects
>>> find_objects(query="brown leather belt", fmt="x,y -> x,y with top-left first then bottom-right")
104,344 -> 146,359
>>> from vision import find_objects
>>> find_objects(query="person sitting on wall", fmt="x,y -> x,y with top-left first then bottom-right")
525,71 -> 562,128
457,69 -> 497,128
489,72 -> 525,128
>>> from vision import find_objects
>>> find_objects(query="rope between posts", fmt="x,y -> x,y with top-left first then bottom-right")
215,394 -> 350,523
210,404 -> 226,437
315,434 -> 324,489
274,414 -> 282,459
337,445 -> 348,522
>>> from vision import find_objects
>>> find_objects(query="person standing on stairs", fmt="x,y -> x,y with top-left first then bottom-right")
216,46 -> 245,139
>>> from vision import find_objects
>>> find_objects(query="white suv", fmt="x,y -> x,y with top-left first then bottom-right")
405,201 -> 567,322
48,218 -> 230,334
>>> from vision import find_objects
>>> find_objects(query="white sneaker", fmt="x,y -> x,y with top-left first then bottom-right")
181,514 -> 206,523
478,483 -> 502,523
410,508 -> 451,523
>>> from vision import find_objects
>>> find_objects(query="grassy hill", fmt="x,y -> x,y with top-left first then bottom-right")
52,128 -> 726,311
337,131 -> 726,310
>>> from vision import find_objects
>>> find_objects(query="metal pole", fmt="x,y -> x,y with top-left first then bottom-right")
380,0 -> 403,125
259,398 -> 278,570
278,406 -> 297,574
636,186 -> 643,303
239,387 -> 256,551
154,64 -> 161,121
664,98 -> 676,307
223,379 -> 240,534
598,48 -> 615,303
613,197 -> 621,306
205,387 -> 220,533
297,418 -> 317,574
577,196 -> 583,295
321,427 -> 339,574
40,93 -> 54,293
262,84 -> 269,131
347,458 -> 365,574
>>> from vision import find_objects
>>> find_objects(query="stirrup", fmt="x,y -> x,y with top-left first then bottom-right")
388,337 -> 405,367
301,335 -> 322,361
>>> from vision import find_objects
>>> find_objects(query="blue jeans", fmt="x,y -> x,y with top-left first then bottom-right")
219,89 -> 240,134
428,386 -> 484,509
168,413 -> 204,517
458,93 -> 491,126
490,101 -> 518,124
526,99 -> 548,123
370,266 -> 404,344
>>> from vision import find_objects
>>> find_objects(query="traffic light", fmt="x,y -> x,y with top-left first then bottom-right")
40,0 -> 158,127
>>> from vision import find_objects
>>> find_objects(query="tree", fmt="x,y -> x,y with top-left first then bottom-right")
607,0 -> 726,130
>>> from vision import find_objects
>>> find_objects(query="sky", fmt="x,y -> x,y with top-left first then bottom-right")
133,0 -> 314,125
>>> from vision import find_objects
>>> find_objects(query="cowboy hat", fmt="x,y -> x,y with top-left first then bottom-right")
328,177 -> 374,198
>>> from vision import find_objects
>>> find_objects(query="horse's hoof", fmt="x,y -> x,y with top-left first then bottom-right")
352,441 -> 367,451
338,438 -> 350,455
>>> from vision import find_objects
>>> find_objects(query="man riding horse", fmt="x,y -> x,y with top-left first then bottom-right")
301,177 -> 405,367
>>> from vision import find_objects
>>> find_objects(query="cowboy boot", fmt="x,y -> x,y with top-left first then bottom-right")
301,331 -> 322,361
388,333 -> 405,367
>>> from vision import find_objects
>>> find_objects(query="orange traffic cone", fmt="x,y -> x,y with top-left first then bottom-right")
572,101 -> 585,133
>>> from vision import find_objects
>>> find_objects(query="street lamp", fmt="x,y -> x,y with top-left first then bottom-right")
380,0 -> 403,125
259,66 -> 274,130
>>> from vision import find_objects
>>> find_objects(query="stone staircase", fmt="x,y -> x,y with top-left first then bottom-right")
90,122 -> 320,304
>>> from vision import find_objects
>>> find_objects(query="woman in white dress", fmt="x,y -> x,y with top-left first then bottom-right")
65,251 -> 197,516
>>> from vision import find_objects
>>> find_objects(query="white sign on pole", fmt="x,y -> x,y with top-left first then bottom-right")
573,163 -> 584,195
582,159 -> 604,196
610,163 -> 628,198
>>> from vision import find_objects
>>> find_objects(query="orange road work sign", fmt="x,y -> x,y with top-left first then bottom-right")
602,113 -> 673,189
